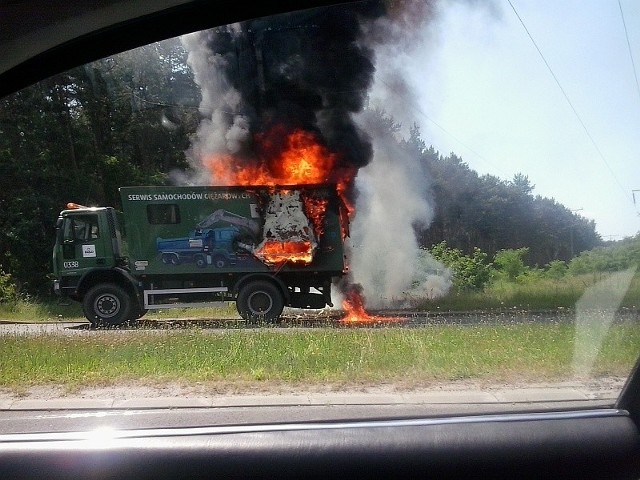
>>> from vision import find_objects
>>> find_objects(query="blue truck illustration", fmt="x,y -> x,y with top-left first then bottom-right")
156,209 -> 261,268
156,226 -> 241,268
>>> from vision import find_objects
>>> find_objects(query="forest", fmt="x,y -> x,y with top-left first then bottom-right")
0,37 -> 608,298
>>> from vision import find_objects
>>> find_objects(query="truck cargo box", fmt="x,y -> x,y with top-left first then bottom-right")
120,185 -> 346,276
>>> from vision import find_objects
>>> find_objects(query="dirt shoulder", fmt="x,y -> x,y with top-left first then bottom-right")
0,376 -> 626,402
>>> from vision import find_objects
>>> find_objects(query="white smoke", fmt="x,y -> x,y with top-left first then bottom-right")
347,5 -> 452,309
347,122 -> 451,309
176,29 -> 251,186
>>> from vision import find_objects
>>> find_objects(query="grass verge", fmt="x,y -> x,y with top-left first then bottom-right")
3,272 -> 638,322
0,299 -> 239,323
417,273 -> 640,312
1,322 -> 638,391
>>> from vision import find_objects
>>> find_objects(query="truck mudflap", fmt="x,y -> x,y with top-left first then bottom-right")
288,280 -> 333,309
288,291 -> 328,309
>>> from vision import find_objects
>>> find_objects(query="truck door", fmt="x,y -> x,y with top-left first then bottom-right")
62,213 -> 110,269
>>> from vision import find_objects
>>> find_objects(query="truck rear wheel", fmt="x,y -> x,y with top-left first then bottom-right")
83,283 -> 133,327
194,254 -> 207,268
236,280 -> 284,322
212,255 -> 227,268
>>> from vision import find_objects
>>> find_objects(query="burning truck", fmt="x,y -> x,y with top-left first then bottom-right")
52,2 -> 428,326
52,184 -> 347,326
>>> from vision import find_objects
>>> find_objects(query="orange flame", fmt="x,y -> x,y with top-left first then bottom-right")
302,195 -> 329,238
205,127 -> 338,187
204,125 -> 353,250
339,288 -> 403,325
254,240 -> 314,265
205,126 -> 353,217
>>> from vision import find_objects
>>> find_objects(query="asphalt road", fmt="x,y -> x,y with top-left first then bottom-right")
0,309 -> 592,335
0,394 -> 618,435
0,403 -> 543,435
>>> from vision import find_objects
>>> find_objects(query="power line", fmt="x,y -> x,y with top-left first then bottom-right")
378,79 -> 509,178
618,0 -> 640,105
408,103 -> 508,176
506,0 -> 631,203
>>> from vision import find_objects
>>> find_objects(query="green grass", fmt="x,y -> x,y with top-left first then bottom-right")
1,272 -> 638,392
0,297 -> 84,322
0,298 -> 239,323
418,273 -> 640,312
1,323 -> 638,391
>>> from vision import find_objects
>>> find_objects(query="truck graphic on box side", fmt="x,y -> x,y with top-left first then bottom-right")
155,208 -> 262,269
157,227 -> 241,268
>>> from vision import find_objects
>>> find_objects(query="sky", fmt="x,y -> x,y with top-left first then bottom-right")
402,0 -> 640,240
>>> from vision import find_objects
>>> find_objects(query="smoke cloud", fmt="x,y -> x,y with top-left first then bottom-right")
348,112 -> 452,308
345,0 -> 452,307
179,0 -> 451,308
178,2 -> 389,191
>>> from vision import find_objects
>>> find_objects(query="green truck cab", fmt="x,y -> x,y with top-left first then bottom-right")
53,185 -> 347,326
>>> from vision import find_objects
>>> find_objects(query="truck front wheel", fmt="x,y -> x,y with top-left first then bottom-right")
236,281 -> 284,322
83,284 -> 133,327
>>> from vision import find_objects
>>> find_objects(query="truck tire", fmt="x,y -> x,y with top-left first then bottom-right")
212,255 -> 227,268
83,283 -> 133,327
194,254 -> 207,268
236,280 -> 284,322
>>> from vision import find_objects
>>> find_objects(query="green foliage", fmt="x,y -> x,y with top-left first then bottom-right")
545,260 -> 567,279
420,236 -> 640,312
510,173 -> 534,194
417,149 -> 602,266
429,241 -> 492,290
0,37 -> 199,295
568,235 -> 640,275
493,248 -> 529,282
0,270 -> 19,303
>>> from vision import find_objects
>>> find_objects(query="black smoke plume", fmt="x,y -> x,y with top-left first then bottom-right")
213,2 -> 386,166
181,1 -> 417,189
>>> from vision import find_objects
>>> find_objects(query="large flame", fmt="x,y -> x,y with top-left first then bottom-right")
204,126 -> 352,266
205,126 -> 354,216
205,127 -> 336,186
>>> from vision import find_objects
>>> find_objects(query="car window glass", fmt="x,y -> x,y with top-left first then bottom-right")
1,1 -> 639,415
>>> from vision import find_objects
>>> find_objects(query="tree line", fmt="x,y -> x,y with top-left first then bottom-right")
0,38 -> 199,295
405,126 -> 601,267
0,36 -> 605,298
